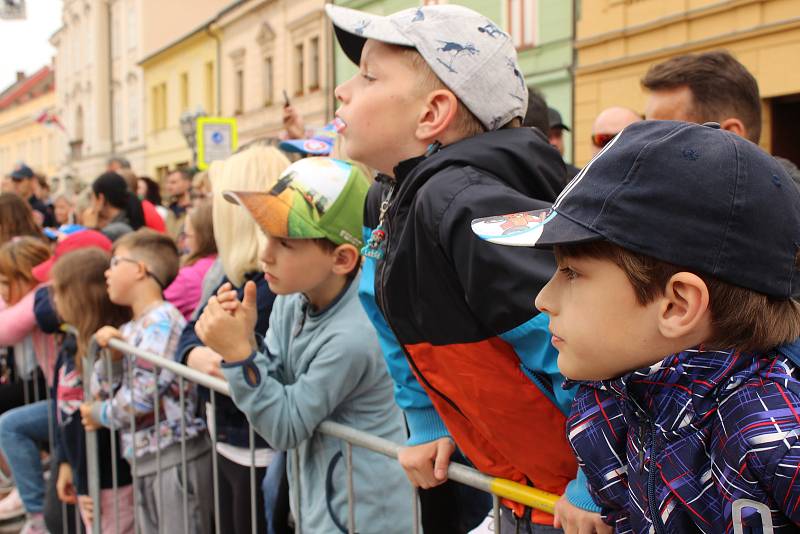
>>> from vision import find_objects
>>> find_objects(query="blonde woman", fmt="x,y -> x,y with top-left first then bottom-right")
176,146 -> 290,534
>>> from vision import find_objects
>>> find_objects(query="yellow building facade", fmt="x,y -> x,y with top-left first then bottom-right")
0,68 -> 63,179
574,0 -> 800,166
140,29 -> 219,180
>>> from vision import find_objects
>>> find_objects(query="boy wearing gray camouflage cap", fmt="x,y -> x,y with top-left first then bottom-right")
328,4 -> 605,532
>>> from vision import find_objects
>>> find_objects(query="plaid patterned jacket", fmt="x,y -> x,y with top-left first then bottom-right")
567,346 -> 800,533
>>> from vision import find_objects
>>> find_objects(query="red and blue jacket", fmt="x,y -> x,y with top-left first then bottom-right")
567,345 -> 800,533
358,127 -> 598,522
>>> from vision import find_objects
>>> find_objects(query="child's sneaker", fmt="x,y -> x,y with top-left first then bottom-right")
19,513 -> 46,534
0,487 -> 24,521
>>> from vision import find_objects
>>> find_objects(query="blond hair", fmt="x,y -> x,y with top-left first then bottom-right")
556,241 -> 800,353
0,237 -> 50,303
398,47 -> 486,139
210,146 -> 290,286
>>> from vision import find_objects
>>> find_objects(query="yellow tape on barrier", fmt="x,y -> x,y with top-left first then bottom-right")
488,478 -> 560,515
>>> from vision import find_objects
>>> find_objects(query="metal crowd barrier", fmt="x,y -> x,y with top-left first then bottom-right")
74,335 -> 560,534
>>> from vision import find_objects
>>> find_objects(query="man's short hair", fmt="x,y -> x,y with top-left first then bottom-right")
642,50 -> 762,143
169,168 -> 194,182
522,87 -> 550,134
113,229 -> 180,289
107,156 -> 132,170
555,240 -> 800,353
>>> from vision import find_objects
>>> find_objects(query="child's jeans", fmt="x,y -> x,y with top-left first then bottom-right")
134,448 -> 213,534
79,485 -> 135,534
0,400 -> 50,513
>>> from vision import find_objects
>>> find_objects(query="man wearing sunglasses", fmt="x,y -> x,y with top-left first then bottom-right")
590,106 -> 642,156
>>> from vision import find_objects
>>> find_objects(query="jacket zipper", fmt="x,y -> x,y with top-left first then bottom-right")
644,417 -> 667,534
375,182 -> 468,420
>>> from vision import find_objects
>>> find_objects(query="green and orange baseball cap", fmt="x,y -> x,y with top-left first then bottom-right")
223,157 -> 369,248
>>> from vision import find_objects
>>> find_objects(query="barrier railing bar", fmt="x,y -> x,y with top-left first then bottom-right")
96,336 -> 560,518
103,350 -> 120,534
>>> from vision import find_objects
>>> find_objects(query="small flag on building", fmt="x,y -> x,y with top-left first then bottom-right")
0,0 -> 26,20
35,109 -> 65,131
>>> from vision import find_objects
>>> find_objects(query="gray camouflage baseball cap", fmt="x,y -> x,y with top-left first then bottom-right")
325,4 -> 528,131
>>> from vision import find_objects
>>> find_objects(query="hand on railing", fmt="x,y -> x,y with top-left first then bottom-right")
195,281 -> 258,363
397,437 -> 455,489
94,326 -> 125,361
186,346 -> 225,380
80,402 -> 103,431
56,462 -> 78,504
553,496 -> 612,534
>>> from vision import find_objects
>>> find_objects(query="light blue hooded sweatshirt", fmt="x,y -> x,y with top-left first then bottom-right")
222,273 -> 413,534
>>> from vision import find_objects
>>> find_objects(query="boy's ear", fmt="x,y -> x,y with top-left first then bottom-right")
657,272 -> 713,341
414,89 -> 459,143
331,244 -> 360,276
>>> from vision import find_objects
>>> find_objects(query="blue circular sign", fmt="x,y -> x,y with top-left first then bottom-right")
211,131 -> 224,144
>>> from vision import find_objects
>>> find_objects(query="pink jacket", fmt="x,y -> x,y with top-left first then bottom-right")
164,255 -> 217,320
0,287 -> 57,383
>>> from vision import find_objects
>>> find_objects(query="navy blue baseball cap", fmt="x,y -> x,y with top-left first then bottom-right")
471,120 -> 800,299
10,164 -> 33,181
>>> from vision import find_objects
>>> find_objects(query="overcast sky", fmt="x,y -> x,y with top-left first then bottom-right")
0,0 -> 63,91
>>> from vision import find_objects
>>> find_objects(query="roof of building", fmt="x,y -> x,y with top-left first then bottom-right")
0,66 -> 54,111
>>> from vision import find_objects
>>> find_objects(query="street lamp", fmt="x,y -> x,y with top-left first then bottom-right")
179,106 -> 207,163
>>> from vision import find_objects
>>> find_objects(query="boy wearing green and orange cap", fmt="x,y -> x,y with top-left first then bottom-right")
195,157 -> 412,534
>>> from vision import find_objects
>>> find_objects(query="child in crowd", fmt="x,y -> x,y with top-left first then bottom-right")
179,146 -> 289,534
79,229 -> 212,534
51,246 -> 134,533
0,237 -> 54,532
474,120 -> 800,532
327,4 -> 601,532
195,157 -> 413,533
164,201 -> 218,319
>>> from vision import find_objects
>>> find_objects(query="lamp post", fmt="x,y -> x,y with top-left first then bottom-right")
179,107 -> 207,164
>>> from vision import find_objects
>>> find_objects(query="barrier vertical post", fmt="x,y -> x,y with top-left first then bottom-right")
412,487 -> 420,534
209,390 -> 221,534
102,351 -> 121,534
249,425 -> 257,534
127,356 -> 139,534
493,494 -> 501,534
345,442 -> 355,534
82,343 -> 102,534
178,376 -> 189,534
291,448 -> 301,534
153,372 -> 162,534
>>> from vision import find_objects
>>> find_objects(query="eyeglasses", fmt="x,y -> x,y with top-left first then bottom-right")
590,132 -> 618,149
110,256 -> 166,289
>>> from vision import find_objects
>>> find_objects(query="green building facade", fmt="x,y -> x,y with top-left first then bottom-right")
332,0 -> 576,163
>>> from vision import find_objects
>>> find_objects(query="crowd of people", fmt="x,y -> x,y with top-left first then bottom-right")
1,3 -> 799,534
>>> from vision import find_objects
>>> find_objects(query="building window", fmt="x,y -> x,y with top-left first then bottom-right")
263,56 -> 273,106
309,37 -> 320,91
180,72 -> 189,112
234,69 -> 244,115
294,42 -> 304,96
508,0 -> 537,49
128,84 -> 139,141
127,3 -> 137,50
113,91 -> 123,144
151,82 -> 167,131
205,61 -> 214,114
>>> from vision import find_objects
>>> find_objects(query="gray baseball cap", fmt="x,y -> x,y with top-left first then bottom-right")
326,4 -> 528,131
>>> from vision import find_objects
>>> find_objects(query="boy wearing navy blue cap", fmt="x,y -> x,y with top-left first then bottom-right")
473,120 -> 800,532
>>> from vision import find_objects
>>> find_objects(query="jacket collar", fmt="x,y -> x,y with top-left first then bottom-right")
593,347 -> 759,431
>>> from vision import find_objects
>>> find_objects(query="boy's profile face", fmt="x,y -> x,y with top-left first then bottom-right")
105,246 -> 146,306
535,254 -> 664,381
259,234 -> 340,297
334,39 -> 429,175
